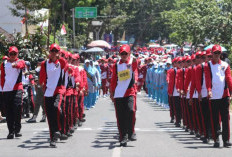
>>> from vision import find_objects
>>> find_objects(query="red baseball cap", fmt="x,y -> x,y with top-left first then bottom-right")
72,54 -> 80,60
2,56 -> 8,60
50,43 -> 60,51
191,54 -> 196,60
9,46 -> 19,53
196,51 -> 202,56
186,56 -> 191,61
201,51 -> 207,56
212,44 -> 222,53
206,48 -> 212,56
119,44 -> 130,54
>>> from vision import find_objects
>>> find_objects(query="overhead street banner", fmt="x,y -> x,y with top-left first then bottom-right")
75,7 -> 97,18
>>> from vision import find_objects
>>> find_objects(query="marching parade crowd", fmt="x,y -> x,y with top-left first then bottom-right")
0,43 -> 232,148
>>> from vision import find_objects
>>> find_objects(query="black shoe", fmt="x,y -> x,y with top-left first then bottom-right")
15,132 -> 22,137
175,123 -> 181,127
129,134 -> 137,141
82,114 -> 86,118
50,140 -> 56,148
203,138 -> 210,144
190,131 -> 194,135
185,128 -> 189,132
70,128 -> 75,134
40,116 -> 46,122
53,132 -> 61,141
195,133 -> 200,138
200,135 -> 205,140
120,135 -> 128,147
214,141 -> 220,148
26,114 -> 30,118
223,141 -> 232,148
66,132 -> 72,137
26,118 -> 36,123
170,119 -> 174,123
80,118 -> 86,122
7,133 -> 14,139
60,134 -> 68,140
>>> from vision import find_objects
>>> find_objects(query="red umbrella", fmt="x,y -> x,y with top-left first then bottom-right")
87,40 -> 111,49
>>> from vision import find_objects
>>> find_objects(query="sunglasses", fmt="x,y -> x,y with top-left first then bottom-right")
213,51 -> 221,55
202,56 -> 206,59
120,52 -> 128,56
196,56 -> 201,59
187,60 -> 191,63
50,49 -> 59,53
9,52 -> 17,56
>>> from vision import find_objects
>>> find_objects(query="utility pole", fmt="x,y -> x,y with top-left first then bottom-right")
72,8 -> 75,48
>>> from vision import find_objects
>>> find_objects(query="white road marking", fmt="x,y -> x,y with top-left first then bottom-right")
112,147 -> 121,157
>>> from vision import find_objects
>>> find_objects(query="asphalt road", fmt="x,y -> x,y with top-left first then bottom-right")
1,92 -> 232,157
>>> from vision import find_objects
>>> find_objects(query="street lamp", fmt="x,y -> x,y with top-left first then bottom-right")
92,21 -> 103,40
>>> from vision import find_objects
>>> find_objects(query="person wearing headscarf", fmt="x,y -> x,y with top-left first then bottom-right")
84,60 -> 97,110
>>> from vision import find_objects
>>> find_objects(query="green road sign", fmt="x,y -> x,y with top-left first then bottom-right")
75,7 -> 97,18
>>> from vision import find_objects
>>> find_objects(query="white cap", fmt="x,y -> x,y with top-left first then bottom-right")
94,62 -> 99,66
85,59 -> 90,63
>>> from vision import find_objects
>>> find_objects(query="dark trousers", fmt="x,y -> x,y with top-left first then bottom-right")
209,97 -> 230,142
65,95 -> 72,134
73,95 -> 79,125
3,90 -> 23,134
114,96 -> 136,141
78,95 -> 85,120
44,94 -> 63,139
186,99 -> 193,131
201,97 -> 210,138
194,98 -> 204,135
169,96 -> 174,120
0,92 -> 6,117
173,96 -> 181,124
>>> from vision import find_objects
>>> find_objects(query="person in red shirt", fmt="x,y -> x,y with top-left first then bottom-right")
1,46 -> 25,139
189,51 -> 204,138
195,50 -> 212,143
204,45 -> 232,148
110,44 -> 138,147
39,43 -> 67,147
100,59 -> 108,97
167,58 -> 178,123
184,54 -> 196,135
137,59 -> 146,93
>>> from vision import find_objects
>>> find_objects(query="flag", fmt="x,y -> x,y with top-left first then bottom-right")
21,17 -> 26,24
61,24 -> 67,35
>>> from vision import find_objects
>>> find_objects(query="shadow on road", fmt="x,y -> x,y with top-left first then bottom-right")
92,121 -> 119,149
141,97 -> 169,112
155,122 -> 214,149
17,131 -> 51,150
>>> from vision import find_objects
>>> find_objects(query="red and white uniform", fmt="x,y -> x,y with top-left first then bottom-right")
1,59 -> 25,91
40,58 -> 66,96
205,60 -> 232,99
100,63 -> 108,95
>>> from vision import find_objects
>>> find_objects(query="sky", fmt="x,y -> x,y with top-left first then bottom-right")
0,0 -> 22,34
